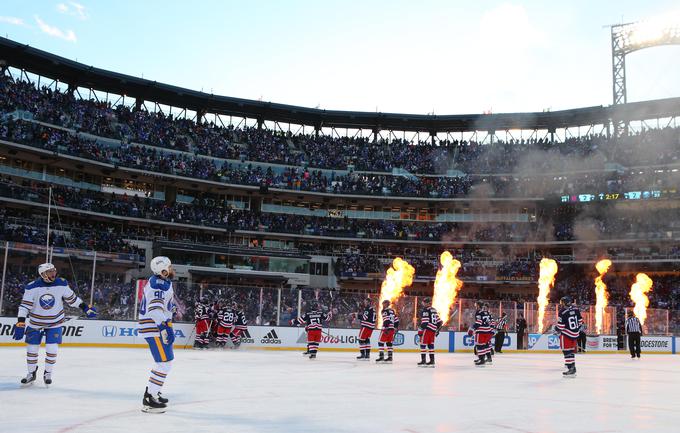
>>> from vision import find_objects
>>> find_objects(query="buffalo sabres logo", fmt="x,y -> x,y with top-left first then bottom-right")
39,294 -> 56,310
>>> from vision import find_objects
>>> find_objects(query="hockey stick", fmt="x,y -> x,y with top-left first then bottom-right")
205,319 -> 215,348
183,324 -> 197,349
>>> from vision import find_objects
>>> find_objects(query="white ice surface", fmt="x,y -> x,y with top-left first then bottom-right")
0,347 -> 678,433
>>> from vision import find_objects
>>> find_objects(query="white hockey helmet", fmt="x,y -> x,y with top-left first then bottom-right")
38,263 -> 57,282
150,256 -> 172,276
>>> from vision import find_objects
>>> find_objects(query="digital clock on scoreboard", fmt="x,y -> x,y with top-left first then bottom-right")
560,190 -> 665,203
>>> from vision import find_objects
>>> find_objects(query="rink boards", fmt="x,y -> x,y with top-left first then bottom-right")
0,318 -> 676,353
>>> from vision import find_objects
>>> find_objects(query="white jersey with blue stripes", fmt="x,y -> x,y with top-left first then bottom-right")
18,277 -> 83,329
137,275 -> 174,338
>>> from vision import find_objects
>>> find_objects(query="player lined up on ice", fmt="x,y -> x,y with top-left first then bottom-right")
553,296 -> 583,378
137,256 -> 177,413
377,299 -> 400,363
291,302 -> 331,359
418,297 -> 442,368
12,262 -> 97,387
355,298 -> 401,363
469,301 -> 494,366
356,297 -> 376,360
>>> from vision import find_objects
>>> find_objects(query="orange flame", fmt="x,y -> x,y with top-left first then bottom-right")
537,258 -> 558,333
432,251 -> 463,325
594,259 -> 612,334
377,258 -> 415,328
629,273 -> 653,325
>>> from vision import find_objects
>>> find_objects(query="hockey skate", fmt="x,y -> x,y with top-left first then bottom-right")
425,360 -> 435,368
375,353 -> 385,363
562,366 -> 577,378
43,371 -> 52,386
474,357 -> 486,367
384,355 -> 393,364
417,359 -> 428,367
357,350 -> 369,361
157,392 -> 168,404
142,387 -> 167,413
309,353 -> 317,360
20,370 -> 37,387
485,354 -> 493,364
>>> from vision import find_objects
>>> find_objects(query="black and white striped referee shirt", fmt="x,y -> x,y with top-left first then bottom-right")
496,316 -> 508,331
626,316 -> 642,333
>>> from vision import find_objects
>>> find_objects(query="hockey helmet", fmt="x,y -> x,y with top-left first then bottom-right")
150,256 -> 173,277
38,262 -> 57,282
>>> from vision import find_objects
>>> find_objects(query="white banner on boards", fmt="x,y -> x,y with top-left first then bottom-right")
0,317 -> 196,346
639,336 -> 673,353
2,318 -> 673,353
0,317 -> 449,351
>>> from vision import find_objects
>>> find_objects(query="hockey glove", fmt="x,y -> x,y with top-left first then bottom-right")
13,319 -> 26,340
551,325 -> 561,336
467,329 -> 474,337
80,303 -> 98,318
159,321 -> 175,345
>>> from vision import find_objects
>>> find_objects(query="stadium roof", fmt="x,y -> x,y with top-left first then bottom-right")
1,37 -> 679,133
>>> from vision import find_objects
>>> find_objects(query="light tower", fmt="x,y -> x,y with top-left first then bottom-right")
610,18 -> 680,137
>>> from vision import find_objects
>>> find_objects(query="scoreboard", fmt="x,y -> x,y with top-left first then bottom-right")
559,190 -> 676,203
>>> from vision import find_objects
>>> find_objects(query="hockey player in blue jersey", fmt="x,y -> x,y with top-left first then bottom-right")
12,263 -> 97,387
138,256 -> 176,413
554,295 -> 583,377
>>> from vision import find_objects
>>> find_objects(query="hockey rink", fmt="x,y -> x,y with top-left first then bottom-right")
0,347 -> 678,433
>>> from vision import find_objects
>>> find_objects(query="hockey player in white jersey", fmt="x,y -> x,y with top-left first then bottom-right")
12,263 -> 97,386
138,256 -> 176,413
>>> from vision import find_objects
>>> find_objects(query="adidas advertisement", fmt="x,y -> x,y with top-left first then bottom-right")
239,330 -> 255,345
261,329 -> 282,344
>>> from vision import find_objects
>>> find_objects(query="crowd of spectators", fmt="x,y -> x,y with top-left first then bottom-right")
2,117 -> 677,200
2,174 -> 680,244
1,209 -> 144,257
2,75 -> 679,200
5,75 -> 679,175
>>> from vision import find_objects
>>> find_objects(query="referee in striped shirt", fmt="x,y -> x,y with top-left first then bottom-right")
494,312 -> 508,353
625,315 -> 642,358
